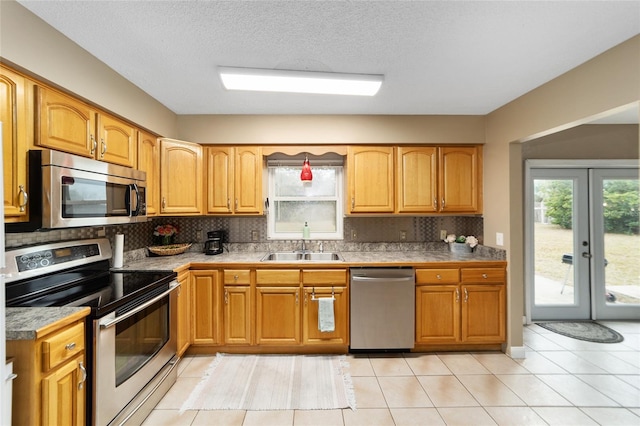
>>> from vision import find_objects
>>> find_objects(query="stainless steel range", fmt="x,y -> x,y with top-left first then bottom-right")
4,238 -> 180,426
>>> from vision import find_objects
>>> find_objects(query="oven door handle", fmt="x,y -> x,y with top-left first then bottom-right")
99,281 -> 179,329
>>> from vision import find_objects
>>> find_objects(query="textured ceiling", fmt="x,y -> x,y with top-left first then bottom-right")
16,1 -> 640,116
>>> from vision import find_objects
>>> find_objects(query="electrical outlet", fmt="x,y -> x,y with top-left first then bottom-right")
496,232 -> 504,246
251,230 -> 259,241
196,229 -> 203,241
97,227 -> 106,237
351,229 -> 357,240
440,229 -> 447,240
399,230 -> 407,241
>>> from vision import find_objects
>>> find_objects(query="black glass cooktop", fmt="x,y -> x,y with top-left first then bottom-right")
5,259 -> 176,318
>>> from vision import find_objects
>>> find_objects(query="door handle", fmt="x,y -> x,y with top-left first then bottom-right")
582,252 -> 592,259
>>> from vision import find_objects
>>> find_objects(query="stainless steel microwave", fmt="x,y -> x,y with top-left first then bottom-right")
6,149 -> 147,232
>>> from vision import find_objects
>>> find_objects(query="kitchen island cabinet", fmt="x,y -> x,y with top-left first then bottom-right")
6,308 -> 89,426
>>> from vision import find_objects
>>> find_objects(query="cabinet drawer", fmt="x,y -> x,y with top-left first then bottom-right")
302,269 -> 348,286
256,269 -> 300,285
41,322 -> 85,372
461,268 -> 505,283
416,268 -> 459,284
224,269 -> 251,285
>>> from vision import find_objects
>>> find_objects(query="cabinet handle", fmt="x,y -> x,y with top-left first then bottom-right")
455,288 -> 460,302
464,288 -> 469,302
235,198 -> 238,210
90,135 -> 97,155
442,198 -> 445,209
78,362 -> 87,390
351,197 -> 355,209
296,290 -> 299,306
433,198 -> 437,211
304,291 -> 308,306
101,138 -> 107,157
65,342 -> 76,351
162,197 -> 166,209
482,273 -> 488,279
224,289 -> 228,304
18,185 -> 28,212
227,198 -> 231,211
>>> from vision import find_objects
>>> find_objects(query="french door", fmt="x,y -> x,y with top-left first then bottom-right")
526,163 -> 639,321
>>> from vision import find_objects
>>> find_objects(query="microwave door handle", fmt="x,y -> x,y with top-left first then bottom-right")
130,183 -> 141,216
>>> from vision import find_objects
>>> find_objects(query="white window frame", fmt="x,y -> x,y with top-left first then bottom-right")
267,162 -> 344,240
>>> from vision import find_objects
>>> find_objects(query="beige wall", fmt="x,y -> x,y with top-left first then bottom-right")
486,35 -> 640,353
177,114 -> 485,145
0,0 -> 178,137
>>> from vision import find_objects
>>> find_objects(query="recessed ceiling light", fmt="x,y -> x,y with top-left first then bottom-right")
218,67 -> 383,96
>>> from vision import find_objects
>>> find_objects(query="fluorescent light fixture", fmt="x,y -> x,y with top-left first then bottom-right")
218,67 -> 383,96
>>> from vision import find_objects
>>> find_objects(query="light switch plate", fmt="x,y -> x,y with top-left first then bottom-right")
496,232 -> 504,246
440,230 -> 447,240
399,230 -> 407,241
251,230 -> 259,241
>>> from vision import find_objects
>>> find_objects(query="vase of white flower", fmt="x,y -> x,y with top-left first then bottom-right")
444,234 -> 477,253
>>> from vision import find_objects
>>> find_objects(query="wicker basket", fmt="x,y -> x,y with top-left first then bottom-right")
148,243 -> 192,256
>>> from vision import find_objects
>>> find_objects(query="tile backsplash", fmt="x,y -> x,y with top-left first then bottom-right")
5,215 -> 483,253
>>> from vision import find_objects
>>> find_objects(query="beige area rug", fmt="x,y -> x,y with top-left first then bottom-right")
181,354 -> 356,411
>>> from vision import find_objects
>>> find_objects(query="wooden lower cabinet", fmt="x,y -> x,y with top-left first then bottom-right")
256,286 -> 301,345
224,285 -> 252,345
415,267 -> 506,345
302,286 -> 348,345
7,314 -> 88,425
190,270 -> 221,345
176,271 -> 191,356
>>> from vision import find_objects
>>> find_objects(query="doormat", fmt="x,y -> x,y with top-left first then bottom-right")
181,353 -> 356,411
535,321 -> 624,343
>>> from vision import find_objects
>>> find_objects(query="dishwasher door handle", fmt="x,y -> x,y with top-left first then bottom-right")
351,276 -> 415,282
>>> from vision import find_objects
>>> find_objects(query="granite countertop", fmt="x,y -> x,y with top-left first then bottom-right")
6,307 -> 91,340
118,247 -> 505,272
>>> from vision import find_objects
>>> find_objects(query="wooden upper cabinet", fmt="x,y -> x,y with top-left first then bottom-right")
160,138 -> 203,215
37,86 -> 137,167
396,146 -> 438,213
97,112 -> 136,167
137,130 -> 160,216
205,146 -> 263,215
37,86 -> 97,158
439,146 -> 482,213
347,146 -> 394,213
235,146 -> 263,214
1,65 -> 31,221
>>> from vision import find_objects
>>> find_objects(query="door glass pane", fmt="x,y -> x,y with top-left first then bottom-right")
533,179 -> 577,305
602,178 -> 640,307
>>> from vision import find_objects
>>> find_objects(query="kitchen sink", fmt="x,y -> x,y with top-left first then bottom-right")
260,252 -> 344,262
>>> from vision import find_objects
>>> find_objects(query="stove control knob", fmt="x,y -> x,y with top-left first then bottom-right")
41,259 -> 50,267
27,261 -> 37,269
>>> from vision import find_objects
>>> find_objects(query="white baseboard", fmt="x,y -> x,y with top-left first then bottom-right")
507,346 -> 526,359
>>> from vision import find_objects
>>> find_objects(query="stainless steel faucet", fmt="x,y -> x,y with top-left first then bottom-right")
319,241 -> 324,253
300,239 -> 307,253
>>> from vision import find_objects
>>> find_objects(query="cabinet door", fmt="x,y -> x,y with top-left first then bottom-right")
176,272 -> 191,356
37,86 -> 97,158
97,113 -> 136,167
160,138 -> 203,214
347,146 -> 394,213
191,271 -> 221,345
461,284 -> 505,343
137,131 -> 160,216
396,146 -> 438,213
41,355 -> 86,426
415,285 -> 460,344
234,146 -> 263,214
1,65 -> 30,220
302,286 -> 348,345
256,286 -> 301,345
438,146 -> 481,213
224,286 -> 252,345
205,146 -> 234,213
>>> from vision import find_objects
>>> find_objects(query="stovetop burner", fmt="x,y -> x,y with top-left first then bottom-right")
4,239 -> 177,318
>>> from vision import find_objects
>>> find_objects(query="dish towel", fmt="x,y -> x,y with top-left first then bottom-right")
318,297 -> 335,332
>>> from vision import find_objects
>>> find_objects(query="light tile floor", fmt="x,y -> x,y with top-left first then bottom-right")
142,321 -> 639,426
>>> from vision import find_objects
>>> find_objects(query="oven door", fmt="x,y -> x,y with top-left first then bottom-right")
93,281 -> 178,426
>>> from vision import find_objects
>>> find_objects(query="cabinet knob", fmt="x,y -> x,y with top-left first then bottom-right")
436,274 -> 442,280
65,342 -> 76,351
234,275 -> 239,280
18,185 -> 28,212
482,274 -> 488,279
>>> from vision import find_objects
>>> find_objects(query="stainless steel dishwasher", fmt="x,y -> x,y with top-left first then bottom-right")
350,267 -> 415,351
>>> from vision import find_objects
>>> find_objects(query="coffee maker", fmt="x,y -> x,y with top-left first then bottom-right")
204,230 -> 225,255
